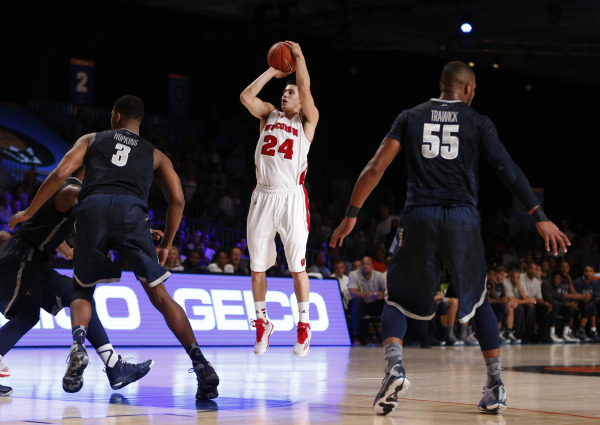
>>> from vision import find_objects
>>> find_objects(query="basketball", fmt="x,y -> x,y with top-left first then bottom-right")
267,42 -> 296,73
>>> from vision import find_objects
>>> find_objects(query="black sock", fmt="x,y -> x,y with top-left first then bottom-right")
186,343 -> 207,365
72,326 -> 87,345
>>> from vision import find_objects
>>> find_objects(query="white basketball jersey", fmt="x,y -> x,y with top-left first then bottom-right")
254,110 -> 311,188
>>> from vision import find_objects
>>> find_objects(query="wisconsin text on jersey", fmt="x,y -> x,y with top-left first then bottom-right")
113,132 -> 138,146
264,122 -> 299,136
431,110 -> 459,123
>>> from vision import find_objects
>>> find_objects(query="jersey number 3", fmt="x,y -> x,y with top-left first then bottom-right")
261,135 -> 294,160
422,124 -> 459,160
111,143 -> 131,167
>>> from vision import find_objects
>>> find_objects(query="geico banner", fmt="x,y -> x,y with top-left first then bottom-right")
4,270 -> 350,347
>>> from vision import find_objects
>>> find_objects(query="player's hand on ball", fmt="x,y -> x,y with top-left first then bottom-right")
270,67 -> 292,78
284,41 -> 302,58
329,217 -> 357,248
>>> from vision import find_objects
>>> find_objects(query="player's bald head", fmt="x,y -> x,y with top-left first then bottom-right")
441,61 -> 475,88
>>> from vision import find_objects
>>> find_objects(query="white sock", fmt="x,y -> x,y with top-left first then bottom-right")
97,343 -> 119,368
255,301 -> 267,320
298,301 -> 310,323
592,327 -> 597,332
550,326 -> 556,335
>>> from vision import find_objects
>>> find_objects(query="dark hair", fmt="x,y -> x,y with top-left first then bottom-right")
113,95 -> 144,121
441,61 -> 475,86
286,80 -> 297,87
551,271 -> 562,280
496,265 -> 509,274
214,249 -> 228,259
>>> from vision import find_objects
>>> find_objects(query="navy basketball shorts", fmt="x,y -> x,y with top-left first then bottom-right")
386,205 -> 487,323
73,194 -> 170,288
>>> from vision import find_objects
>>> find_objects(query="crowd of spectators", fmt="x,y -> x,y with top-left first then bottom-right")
1,101 -> 600,345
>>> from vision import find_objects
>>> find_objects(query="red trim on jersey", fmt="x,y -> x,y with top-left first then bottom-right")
298,169 -> 307,185
302,184 -> 310,231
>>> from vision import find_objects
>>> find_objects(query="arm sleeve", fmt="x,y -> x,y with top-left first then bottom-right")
479,117 -> 539,211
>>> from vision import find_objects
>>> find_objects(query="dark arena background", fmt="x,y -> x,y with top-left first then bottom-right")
1,1 -> 600,424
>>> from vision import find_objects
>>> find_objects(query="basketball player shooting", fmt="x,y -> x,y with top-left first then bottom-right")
240,40 -> 319,357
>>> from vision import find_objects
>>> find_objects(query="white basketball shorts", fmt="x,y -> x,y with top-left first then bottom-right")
247,183 -> 309,273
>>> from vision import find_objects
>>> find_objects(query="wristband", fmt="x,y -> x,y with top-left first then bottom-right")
532,208 -> 549,222
345,204 -> 360,218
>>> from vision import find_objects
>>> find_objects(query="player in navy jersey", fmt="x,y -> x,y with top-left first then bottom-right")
0,167 -> 154,395
330,61 -> 570,415
9,95 -> 219,400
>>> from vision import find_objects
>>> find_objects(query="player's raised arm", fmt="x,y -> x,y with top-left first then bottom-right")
240,68 -> 289,127
330,137 -> 401,248
285,41 -> 319,140
9,133 -> 93,229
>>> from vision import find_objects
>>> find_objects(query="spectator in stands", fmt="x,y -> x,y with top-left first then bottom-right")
16,190 -> 29,210
352,259 -> 361,271
164,246 -> 184,271
0,192 -> 13,232
521,263 -> 552,342
573,265 -> 600,341
374,205 -> 398,245
201,233 -> 216,262
559,260 -> 574,291
348,256 -> 386,346
218,185 -> 242,227
332,258 -> 351,311
444,290 -> 478,346
372,247 -> 388,273
307,251 -> 332,278
487,266 -> 519,344
503,269 -> 537,342
10,199 -> 21,221
207,250 -> 234,273
182,249 -> 208,273
229,246 -> 249,275
183,230 -> 203,257
540,258 -> 552,281
542,271 -> 580,343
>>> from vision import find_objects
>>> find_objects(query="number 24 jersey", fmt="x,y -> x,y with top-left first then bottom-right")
254,110 -> 311,188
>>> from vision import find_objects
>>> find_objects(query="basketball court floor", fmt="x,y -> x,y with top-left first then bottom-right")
1,344 -> 599,424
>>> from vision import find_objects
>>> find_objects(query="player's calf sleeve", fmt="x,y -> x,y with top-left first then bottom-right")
381,303 -> 407,341
85,298 -> 110,349
472,299 -> 501,351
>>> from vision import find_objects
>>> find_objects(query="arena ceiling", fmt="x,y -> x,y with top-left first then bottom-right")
127,0 -> 600,86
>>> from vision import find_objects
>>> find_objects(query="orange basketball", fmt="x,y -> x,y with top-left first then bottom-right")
267,42 -> 296,73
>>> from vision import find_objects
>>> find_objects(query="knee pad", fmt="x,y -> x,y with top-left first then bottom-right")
72,283 -> 95,303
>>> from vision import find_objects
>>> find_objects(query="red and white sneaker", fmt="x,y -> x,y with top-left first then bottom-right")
0,361 -> 10,378
293,322 -> 311,357
251,318 -> 274,355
